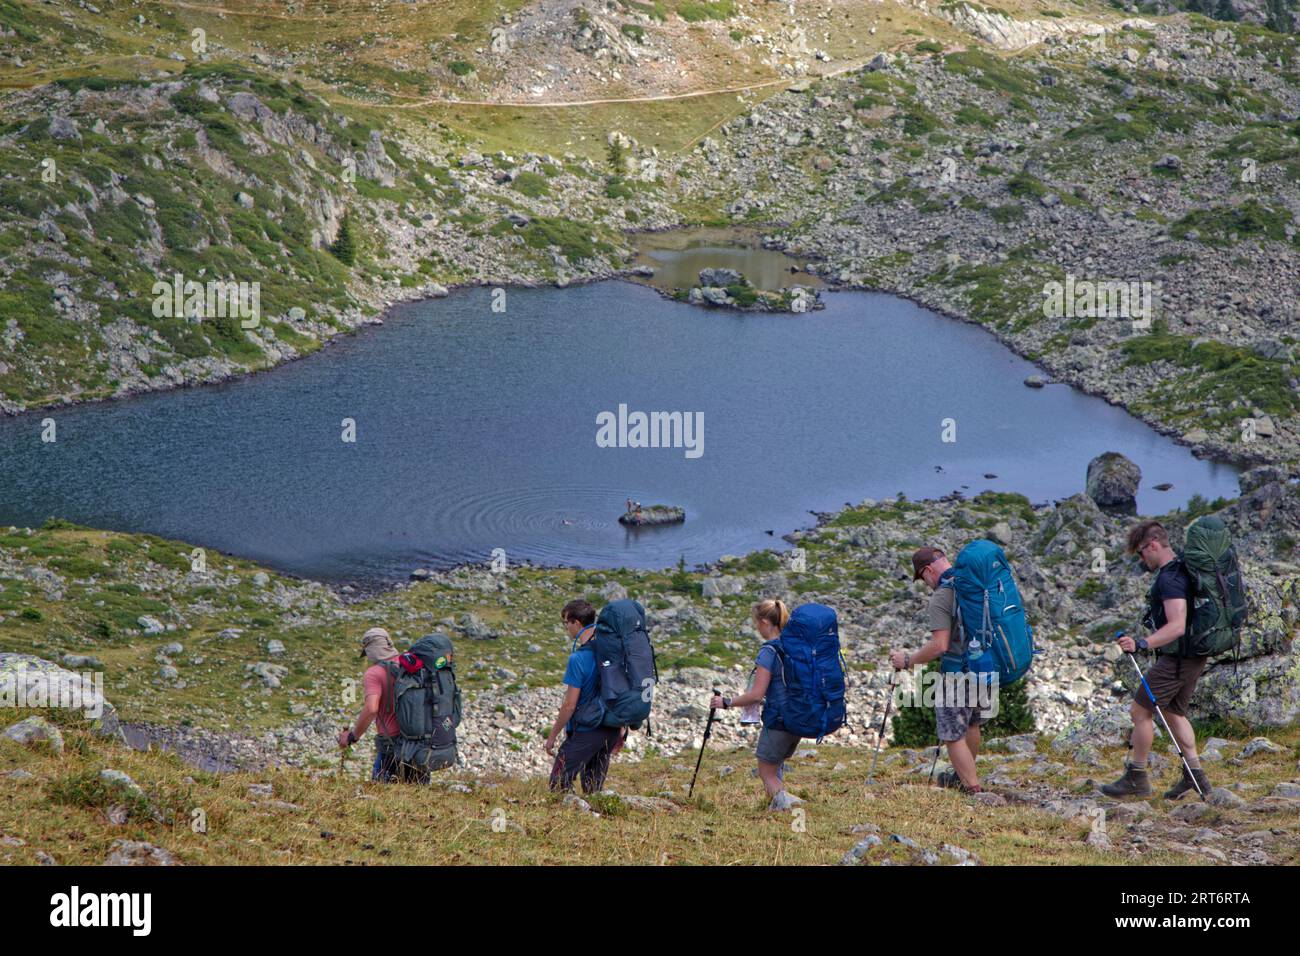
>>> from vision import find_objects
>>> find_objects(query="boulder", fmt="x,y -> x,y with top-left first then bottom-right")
245,662 -> 288,688
0,654 -> 120,736
1031,493 -> 1108,559
458,612 -> 500,641
104,840 -> 181,866
48,115 -> 81,142
1187,578 -> 1300,726
698,267 -> 744,288
986,521 -> 1013,546
701,575 -> 743,598
1,715 -> 64,754
600,580 -> 628,602
1085,452 -> 1141,512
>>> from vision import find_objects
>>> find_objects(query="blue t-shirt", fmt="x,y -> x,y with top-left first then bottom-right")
756,643 -> 786,719
563,638 -> 600,732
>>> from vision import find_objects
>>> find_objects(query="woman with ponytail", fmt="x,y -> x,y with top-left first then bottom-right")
709,598 -> 803,810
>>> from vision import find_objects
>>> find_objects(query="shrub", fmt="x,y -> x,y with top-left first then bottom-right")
891,663 -> 1036,747
511,171 -> 549,198
330,212 -> 358,266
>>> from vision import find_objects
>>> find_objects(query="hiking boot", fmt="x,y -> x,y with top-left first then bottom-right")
935,769 -> 982,793
1163,766 -> 1210,801
767,790 -> 804,812
1100,764 -> 1152,799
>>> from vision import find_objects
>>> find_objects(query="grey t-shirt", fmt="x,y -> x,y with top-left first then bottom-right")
927,584 -> 967,678
927,584 -> 957,640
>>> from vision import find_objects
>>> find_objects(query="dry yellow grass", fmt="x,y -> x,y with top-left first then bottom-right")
4,713 -> 1296,865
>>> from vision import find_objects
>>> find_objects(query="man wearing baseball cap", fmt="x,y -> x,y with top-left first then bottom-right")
888,546 -> 986,793
337,627 -> 402,781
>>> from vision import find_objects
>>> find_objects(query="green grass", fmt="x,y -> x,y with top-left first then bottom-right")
1170,200 -> 1296,248
943,50 -> 1036,99
521,216 -> 612,264
1120,324 -> 1298,419
676,1 -> 736,22
511,171 -> 550,198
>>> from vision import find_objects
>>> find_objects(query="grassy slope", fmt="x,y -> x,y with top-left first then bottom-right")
5,709 -> 1297,865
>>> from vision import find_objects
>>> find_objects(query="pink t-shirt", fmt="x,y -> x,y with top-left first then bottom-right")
363,663 -> 400,739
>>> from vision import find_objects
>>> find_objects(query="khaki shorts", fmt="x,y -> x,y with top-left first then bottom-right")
756,726 -> 802,765
1133,654 -> 1207,718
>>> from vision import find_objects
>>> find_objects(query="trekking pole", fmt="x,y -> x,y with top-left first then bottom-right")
688,687 -> 723,799
867,669 -> 900,784
1116,632 -> 1205,799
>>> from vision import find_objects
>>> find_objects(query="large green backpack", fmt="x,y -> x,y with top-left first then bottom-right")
1156,516 -> 1248,660
382,633 -> 462,776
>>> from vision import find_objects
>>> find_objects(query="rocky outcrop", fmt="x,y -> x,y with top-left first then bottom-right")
930,2 -> 1152,52
684,269 -> 824,313
619,505 -> 686,527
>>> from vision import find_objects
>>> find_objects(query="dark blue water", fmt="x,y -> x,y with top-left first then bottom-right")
0,283 -> 1238,581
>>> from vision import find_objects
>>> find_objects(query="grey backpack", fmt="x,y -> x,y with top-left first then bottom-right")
382,633 -> 462,775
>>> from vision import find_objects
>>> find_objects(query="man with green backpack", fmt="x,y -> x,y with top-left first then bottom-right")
337,627 -> 462,784
1101,517 -> 1247,800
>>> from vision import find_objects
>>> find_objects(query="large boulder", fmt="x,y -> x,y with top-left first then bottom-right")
48,115 -> 81,142
1085,452 -> 1141,513
0,654 -> 120,737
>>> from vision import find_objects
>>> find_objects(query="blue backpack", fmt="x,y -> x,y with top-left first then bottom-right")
761,603 -> 846,742
586,599 -> 658,731
940,540 -> 1035,686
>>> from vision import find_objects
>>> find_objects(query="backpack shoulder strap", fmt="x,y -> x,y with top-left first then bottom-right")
375,661 -> 400,737
577,639 -> 600,691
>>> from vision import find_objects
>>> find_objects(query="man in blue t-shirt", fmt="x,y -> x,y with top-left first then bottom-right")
546,599 -> 626,792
